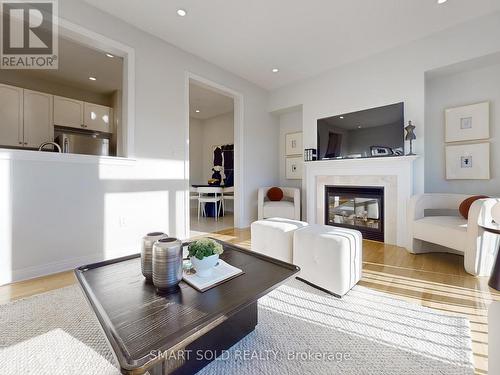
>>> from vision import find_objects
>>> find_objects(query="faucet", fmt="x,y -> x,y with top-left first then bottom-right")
38,141 -> 62,153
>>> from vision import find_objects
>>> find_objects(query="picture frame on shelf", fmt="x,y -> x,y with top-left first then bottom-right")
445,102 -> 489,143
285,131 -> 303,156
285,156 -> 303,180
445,142 -> 490,180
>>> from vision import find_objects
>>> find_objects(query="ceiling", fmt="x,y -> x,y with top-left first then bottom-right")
84,0 -> 500,90
189,82 -> 233,120
426,51 -> 500,80
21,37 -> 123,95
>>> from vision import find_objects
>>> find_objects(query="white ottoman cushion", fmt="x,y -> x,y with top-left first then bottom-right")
251,218 -> 308,262
293,225 -> 362,296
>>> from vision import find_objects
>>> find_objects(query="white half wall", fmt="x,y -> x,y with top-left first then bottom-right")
0,0 -> 279,285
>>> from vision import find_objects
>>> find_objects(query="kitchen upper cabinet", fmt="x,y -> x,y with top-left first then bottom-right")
54,96 -> 112,133
53,96 -> 84,129
0,84 -> 23,147
23,90 -> 53,148
84,103 -> 112,133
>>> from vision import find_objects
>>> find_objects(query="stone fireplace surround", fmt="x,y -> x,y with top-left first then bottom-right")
304,156 -> 419,247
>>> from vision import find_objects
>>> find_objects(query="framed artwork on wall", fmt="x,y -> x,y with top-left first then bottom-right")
445,101 -> 489,143
445,142 -> 490,180
285,132 -> 303,156
285,156 -> 303,180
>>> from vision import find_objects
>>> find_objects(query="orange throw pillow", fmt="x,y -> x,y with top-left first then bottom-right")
459,195 -> 489,219
267,187 -> 284,201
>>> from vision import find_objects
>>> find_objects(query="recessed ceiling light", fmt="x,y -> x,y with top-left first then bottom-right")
177,9 -> 187,16
105,53 -> 114,58
272,68 -> 279,73
358,125 -> 362,129
195,109 -> 200,113
88,76 -> 97,81
437,0 -> 447,4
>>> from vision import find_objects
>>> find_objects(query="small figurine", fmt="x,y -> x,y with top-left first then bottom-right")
405,121 -> 416,156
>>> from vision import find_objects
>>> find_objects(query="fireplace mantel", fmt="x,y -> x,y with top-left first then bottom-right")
304,156 -> 419,246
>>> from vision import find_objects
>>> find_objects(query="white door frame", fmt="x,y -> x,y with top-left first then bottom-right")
184,72 -> 244,236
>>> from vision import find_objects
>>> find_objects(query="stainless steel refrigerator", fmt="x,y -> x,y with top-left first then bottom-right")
56,132 -> 109,156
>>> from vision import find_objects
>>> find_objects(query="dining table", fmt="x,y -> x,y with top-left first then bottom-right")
192,185 -> 226,218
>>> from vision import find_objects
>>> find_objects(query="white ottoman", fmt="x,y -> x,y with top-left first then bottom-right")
251,218 -> 308,262
293,225 -> 362,297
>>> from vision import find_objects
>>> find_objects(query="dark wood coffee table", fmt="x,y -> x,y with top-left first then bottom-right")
75,239 -> 299,375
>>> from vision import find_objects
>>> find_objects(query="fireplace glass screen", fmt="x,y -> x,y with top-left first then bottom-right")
325,186 -> 384,242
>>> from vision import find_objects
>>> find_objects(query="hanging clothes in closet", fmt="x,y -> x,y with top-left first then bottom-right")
212,144 -> 234,187
222,144 -> 234,187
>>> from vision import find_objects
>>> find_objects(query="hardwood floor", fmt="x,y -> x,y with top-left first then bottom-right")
361,240 -> 499,375
0,227 -> 497,374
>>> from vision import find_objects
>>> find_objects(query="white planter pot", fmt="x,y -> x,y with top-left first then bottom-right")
191,254 -> 219,278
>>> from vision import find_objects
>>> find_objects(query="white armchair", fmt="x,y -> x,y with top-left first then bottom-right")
258,187 -> 301,221
407,193 -> 500,276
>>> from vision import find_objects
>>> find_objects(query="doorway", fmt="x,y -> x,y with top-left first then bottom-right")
188,78 -> 237,236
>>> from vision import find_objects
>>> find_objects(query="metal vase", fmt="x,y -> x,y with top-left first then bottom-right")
141,232 -> 167,282
152,237 -> 183,292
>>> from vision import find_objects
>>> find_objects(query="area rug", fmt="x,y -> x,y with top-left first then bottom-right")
0,279 -> 474,374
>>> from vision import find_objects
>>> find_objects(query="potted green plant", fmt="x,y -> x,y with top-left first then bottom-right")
188,238 -> 224,278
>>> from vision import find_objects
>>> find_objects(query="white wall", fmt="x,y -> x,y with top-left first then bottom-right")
278,109 -> 302,189
425,61 -> 500,196
201,112 -> 235,182
189,112 -> 235,184
0,0 -> 279,285
189,117 -> 204,184
269,12 -> 500,211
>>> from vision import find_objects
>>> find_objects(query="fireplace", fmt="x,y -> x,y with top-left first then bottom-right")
325,186 -> 384,242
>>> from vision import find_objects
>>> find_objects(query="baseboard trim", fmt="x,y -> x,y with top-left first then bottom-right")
7,253 -> 105,285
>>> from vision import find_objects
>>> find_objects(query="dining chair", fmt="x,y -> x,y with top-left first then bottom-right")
222,186 -> 235,213
197,187 -> 223,221
190,186 -> 199,202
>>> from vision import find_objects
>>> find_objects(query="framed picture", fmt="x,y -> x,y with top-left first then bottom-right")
285,132 -> 303,156
285,156 -> 303,180
445,102 -> 489,143
445,142 -> 490,180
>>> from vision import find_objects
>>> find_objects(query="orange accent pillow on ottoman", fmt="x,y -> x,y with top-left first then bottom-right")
459,195 -> 489,219
267,187 -> 284,201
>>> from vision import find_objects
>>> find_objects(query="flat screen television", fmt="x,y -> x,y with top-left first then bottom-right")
317,102 -> 404,160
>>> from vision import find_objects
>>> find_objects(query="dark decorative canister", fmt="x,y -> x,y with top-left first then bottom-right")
141,232 -> 167,282
152,237 -> 183,292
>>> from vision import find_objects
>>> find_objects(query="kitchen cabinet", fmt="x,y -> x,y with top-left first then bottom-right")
54,96 -> 112,133
23,90 -> 53,148
84,103 -> 112,133
0,84 -> 23,147
53,96 -> 84,129
0,85 -> 115,151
